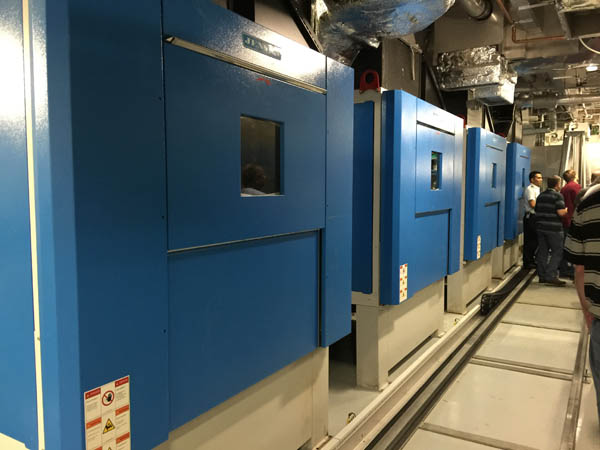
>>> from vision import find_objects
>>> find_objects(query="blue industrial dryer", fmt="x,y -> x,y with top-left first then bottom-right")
464,128 -> 508,260
0,1 -> 353,449
505,143 -> 531,240
352,91 -> 463,305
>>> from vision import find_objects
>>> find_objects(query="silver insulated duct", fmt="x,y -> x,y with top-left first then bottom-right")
436,46 -> 517,104
456,0 -> 492,19
314,0 -> 456,64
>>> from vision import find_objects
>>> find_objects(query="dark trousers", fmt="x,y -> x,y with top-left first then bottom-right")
590,320 -> 600,421
559,225 -> 574,277
523,214 -> 538,267
536,229 -> 564,281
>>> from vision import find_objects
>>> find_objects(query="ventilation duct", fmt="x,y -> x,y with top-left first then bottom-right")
436,46 -> 517,104
437,46 -> 516,85
456,0 -> 493,20
471,80 -> 515,105
314,0 -> 455,64
557,0 -> 600,39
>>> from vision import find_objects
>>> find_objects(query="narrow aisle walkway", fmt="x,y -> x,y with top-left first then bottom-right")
402,281 -> 600,450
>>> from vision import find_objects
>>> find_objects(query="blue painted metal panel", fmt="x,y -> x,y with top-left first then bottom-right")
481,203 -> 500,251
27,0 -> 84,448
169,232 -> 319,428
449,116 -> 464,276
380,91 -> 463,304
67,2 -> 170,448
505,143 -> 531,240
464,128 -> 507,260
0,1 -> 38,447
7,3 -> 350,447
321,58 -> 354,346
163,0 -> 326,89
380,91 -> 404,305
416,101 -> 456,135
165,45 -> 326,250
412,212 -> 450,289
352,102 -> 374,294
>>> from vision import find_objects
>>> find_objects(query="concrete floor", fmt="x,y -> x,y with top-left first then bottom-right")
404,279 -> 600,450
328,308 -> 468,436
329,277 -> 600,449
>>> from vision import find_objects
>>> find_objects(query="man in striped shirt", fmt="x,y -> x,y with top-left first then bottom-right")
565,183 -> 600,421
534,175 -> 568,286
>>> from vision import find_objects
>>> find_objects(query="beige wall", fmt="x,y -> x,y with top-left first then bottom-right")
586,142 -> 600,175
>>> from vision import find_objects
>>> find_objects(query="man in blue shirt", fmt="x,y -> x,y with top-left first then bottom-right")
535,175 -> 568,286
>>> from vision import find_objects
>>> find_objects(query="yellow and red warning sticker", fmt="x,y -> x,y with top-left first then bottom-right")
399,264 -> 408,302
84,376 -> 131,450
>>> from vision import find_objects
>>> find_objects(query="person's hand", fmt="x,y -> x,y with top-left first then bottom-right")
584,309 -> 594,330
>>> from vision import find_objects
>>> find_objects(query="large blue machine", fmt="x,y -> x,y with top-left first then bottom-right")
352,91 -> 463,304
505,143 -> 531,240
0,1 -> 38,447
464,128 -> 508,261
1,1 -> 353,449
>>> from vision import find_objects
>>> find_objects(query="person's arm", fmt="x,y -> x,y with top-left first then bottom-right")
574,265 -> 594,329
556,195 -> 567,217
526,186 -> 536,209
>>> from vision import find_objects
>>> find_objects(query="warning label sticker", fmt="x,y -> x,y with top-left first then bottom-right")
399,264 -> 408,302
84,376 -> 131,450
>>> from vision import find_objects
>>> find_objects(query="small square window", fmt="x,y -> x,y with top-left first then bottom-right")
241,116 -> 281,196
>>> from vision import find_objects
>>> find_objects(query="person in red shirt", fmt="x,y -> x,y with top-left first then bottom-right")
560,169 -> 581,278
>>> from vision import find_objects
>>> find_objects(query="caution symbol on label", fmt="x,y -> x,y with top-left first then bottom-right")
103,418 -> 115,434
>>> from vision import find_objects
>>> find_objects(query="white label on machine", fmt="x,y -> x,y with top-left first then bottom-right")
477,235 -> 481,259
84,375 -> 131,450
399,264 -> 408,302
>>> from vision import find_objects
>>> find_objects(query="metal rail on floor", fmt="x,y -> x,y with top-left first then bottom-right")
560,321 -> 590,450
317,266 -> 531,450
366,268 -> 535,450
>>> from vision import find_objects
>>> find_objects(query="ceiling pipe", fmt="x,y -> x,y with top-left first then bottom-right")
493,0 -> 513,24
556,96 -> 600,105
547,111 -> 558,131
523,127 -> 550,135
457,0 -> 493,20
517,95 -> 600,108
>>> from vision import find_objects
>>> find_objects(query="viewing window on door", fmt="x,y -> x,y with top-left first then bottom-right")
431,151 -> 442,190
241,116 -> 281,196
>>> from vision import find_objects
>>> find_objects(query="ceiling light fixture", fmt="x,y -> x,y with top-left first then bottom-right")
586,64 -> 599,72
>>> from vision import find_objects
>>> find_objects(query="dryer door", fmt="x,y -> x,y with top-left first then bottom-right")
165,45 -> 325,429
